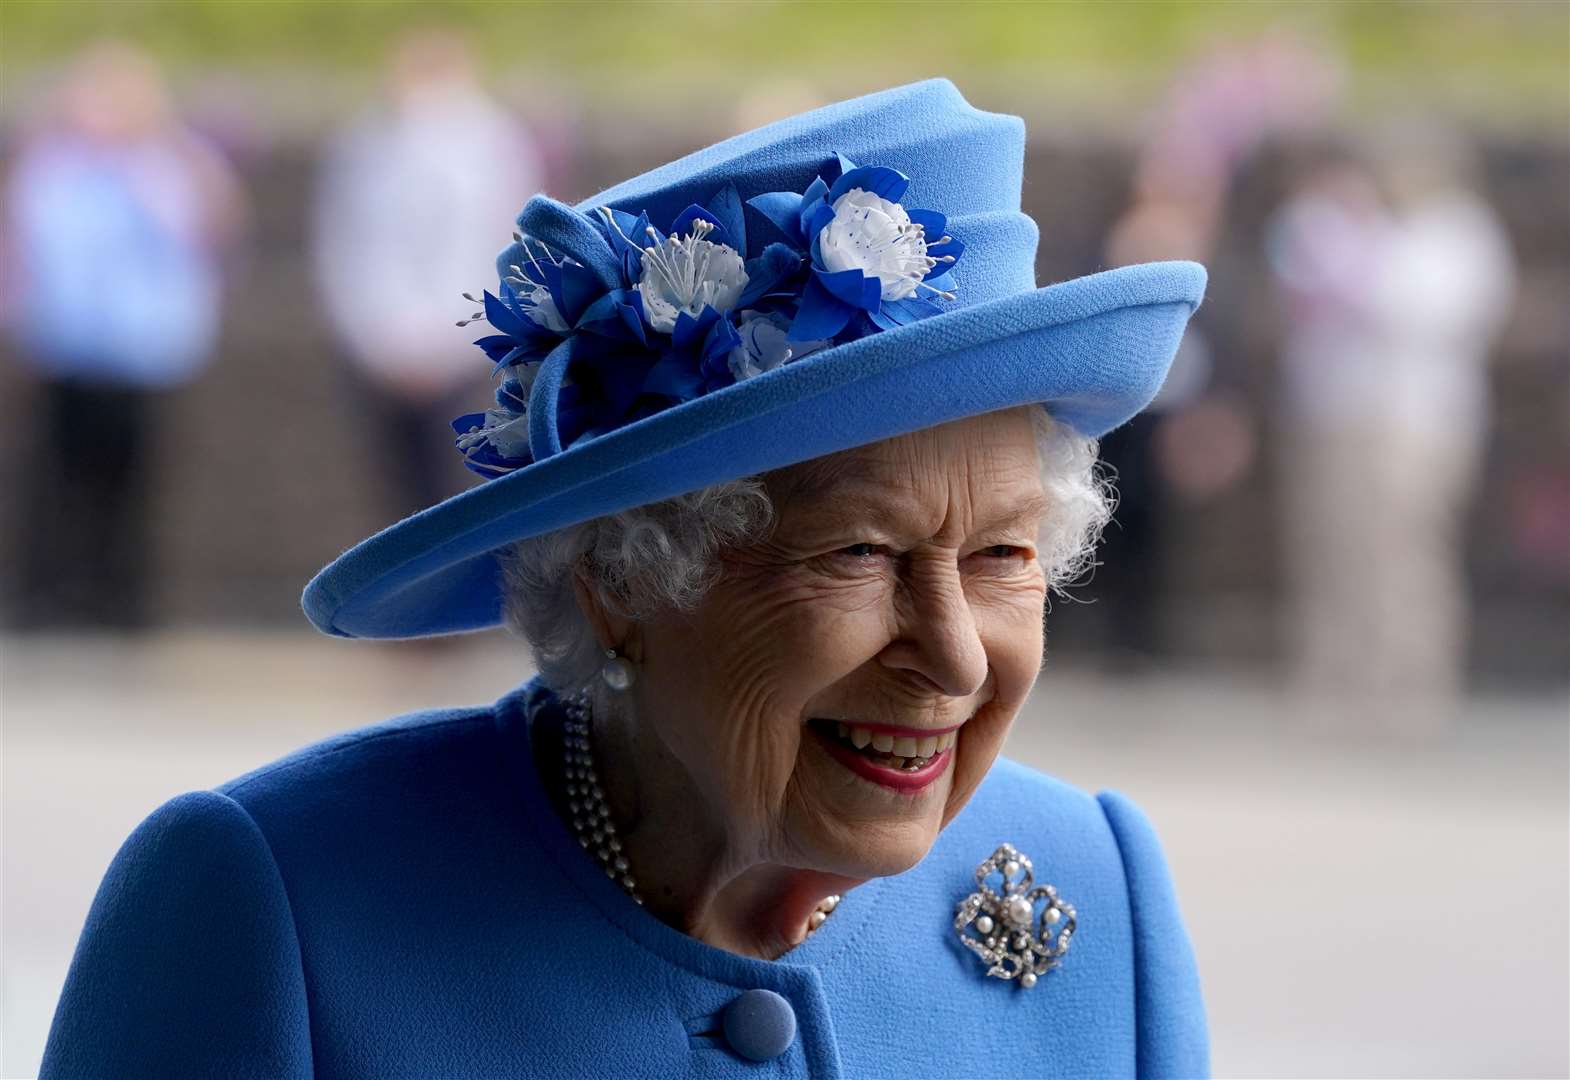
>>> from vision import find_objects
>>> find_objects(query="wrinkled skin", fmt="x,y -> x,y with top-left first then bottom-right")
577,406 -> 1049,959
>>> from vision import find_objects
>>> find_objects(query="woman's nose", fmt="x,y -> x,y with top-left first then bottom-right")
877,562 -> 988,698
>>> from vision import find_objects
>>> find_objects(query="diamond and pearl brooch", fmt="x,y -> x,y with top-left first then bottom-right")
954,842 -> 1076,989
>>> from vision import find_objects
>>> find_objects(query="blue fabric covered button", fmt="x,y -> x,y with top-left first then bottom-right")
722,988 -> 796,1062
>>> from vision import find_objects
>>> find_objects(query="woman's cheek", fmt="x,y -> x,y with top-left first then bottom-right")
973,578 -> 1047,674
728,573 -> 895,681
942,702 -> 1012,828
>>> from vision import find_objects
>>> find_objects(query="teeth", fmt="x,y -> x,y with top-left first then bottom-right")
823,721 -> 962,763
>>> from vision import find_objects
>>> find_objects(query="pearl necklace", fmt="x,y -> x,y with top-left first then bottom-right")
561,696 -> 841,933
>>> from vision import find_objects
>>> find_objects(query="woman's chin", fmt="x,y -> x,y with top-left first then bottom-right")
809,824 -> 937,880
802,798 -> 946,878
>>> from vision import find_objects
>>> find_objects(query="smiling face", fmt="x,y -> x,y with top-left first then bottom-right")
622,407 -> 1049,880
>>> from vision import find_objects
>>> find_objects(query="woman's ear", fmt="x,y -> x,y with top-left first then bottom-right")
572,567 -> 638,659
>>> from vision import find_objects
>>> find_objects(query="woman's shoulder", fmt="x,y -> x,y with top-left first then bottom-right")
75,688 -> 552,945
39,689 -> 561,1078
215,700 -> 502,808
204,694 -> 540,884
959,754 -> 1161,851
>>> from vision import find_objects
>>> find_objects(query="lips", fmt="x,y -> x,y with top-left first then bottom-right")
807,718 -> 957,793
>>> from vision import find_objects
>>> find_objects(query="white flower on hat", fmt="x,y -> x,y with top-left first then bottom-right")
516,279 -> 570,333
637,218 -> 749,333
455,407 -> 531,460
727,310 -> 829,382
817,188 -> 936,301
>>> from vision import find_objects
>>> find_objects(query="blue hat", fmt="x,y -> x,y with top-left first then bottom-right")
304,78 -> 1206,639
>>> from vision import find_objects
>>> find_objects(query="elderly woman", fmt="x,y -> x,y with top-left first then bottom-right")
43,80 -> 1208,1078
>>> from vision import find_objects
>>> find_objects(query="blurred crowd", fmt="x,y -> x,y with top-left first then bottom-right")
2,31 -> 1564,718
4,32 -> 537,627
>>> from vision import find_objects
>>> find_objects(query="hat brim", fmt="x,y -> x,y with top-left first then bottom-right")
304,260 -> 1206,638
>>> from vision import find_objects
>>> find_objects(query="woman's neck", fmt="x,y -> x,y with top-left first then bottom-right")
571,687 -> 859,961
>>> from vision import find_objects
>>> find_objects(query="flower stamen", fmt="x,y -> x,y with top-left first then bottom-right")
817,188 -> 947,302
635,218 -> 747,333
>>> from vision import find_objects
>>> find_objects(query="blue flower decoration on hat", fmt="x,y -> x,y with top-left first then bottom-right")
748,152 -> 963,340
451,154 -> 964,478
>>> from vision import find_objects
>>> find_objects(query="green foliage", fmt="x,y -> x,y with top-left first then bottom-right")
1,0 -> 1565,123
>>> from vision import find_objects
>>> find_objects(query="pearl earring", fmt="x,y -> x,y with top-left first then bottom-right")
601,647 -> 637,691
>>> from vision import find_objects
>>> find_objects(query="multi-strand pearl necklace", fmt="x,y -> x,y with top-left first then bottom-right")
561,696 -> 841,934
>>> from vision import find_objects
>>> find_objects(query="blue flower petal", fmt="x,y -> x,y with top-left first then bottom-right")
451,412 -> 489,437
620,289 -> 647,341
700,312 -> 741,368
593,207 -> 650,283
696,313 -> 740,391
497,278 -> 529,313
880,296 -> 943,325
796,175 -> 829,236
814,266 -> 882,312
643,353 -> 705,402
827,164 -> 910,205
459,453 -> 518,478
802,202 -> 835,248
593,207 -> 641,256
483,290 -> 536,341
671,305 -> 722,351
789,275 -> 855,341
575,289 -> 648,346
746,191 -> 806,246
474,334 -> 519,362
906,207 -> 947,240
922,268 -> 958,294
490,344 -> 547,375
669,203 -> 725,244
496,377 -> 530,411
705,183 -> 747,254
924,236 -> 965,277
866,307 -> 900,332
555,260 -> 607,325
829,153 -> 857,183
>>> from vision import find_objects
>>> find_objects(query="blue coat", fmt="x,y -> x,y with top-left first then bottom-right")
42,679 -> 1209,1078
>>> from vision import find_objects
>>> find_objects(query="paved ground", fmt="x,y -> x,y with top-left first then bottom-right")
4,632 -> 1566,1078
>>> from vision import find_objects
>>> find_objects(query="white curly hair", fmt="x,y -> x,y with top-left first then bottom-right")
501,406 -> 1114,695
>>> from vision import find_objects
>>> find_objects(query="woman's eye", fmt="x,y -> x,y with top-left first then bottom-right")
978,545 -> 1023,559
838,542 -> 886,558
966,545 -> 1037,575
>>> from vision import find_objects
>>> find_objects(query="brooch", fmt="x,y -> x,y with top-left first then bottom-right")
953,842 -> 1077,989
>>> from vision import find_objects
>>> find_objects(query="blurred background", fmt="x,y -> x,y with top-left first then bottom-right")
2,1 -> 1566,1076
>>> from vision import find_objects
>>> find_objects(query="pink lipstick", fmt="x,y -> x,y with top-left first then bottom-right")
810,723 -> 954,794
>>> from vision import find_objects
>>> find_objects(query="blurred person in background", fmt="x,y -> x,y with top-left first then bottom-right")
3,40 -> 246,630
312,27 -> 543,522
1266,129 -> 1516,725
1098,30 -> 1337,665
